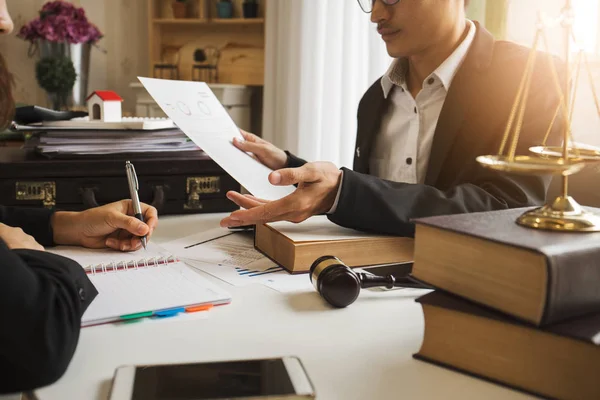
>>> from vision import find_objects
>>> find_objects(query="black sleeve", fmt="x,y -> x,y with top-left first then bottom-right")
327,167 -> 548,237
0,206 -> 55,246
0,241 -> 98,394
284,151 -> 308,169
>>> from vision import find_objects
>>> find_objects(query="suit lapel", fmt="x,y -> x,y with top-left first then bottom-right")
355,81 -> 389,174
424,23 -> 496,186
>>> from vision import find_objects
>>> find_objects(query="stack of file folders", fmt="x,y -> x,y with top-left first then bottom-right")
24,128 -> 200,156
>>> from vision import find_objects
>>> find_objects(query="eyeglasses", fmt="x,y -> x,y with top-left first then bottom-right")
357,0 -> 401,14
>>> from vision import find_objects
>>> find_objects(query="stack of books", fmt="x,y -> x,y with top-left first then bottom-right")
410,207 -> 600,399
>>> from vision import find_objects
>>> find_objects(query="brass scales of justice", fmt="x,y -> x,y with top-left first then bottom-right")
476,0 -> 600,232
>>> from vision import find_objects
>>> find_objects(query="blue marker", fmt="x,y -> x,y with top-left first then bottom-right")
154,307 -> 185,318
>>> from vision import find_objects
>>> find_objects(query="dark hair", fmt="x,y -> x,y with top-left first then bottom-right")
0,52 -> 14,130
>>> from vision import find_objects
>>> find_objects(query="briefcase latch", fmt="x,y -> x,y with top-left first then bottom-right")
185,176 -> 220,210
15,181 -> 56,208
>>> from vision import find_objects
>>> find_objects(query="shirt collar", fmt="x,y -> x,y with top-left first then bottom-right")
381,19 -> 477,99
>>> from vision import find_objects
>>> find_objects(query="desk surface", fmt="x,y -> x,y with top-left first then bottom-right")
36,213 -> 534,400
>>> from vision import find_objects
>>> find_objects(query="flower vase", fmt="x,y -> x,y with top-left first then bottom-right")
47,92 -> 70,111
38,40 -> 91,109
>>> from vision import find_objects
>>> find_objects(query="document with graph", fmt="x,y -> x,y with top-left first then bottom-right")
161,228 -> 285,287
138,77 -> 294,201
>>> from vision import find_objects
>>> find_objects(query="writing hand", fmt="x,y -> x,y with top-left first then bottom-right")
52,200 -> 159,251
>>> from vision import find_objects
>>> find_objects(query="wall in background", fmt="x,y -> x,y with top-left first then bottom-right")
470,0 -> 599,146
0,0 -> 148,114
505,0 -> 600,146
103,0 -> 149,114
2,0 -> 598,146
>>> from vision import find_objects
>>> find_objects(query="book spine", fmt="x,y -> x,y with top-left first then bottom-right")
543,246 -> 600,325
85,255 -> 177,275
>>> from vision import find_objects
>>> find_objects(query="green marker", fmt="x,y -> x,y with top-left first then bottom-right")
120,311 -> 153,321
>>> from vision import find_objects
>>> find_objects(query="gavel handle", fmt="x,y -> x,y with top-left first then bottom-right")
357,273 -> 433,290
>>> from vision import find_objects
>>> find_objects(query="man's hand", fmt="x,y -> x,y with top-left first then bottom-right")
52,200 -> 159,251
0,223 -> 45,251
220,162 -> 342,227
233,130 -> 288,170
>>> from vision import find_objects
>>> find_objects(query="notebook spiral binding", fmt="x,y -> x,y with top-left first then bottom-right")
85,255 -> 178,275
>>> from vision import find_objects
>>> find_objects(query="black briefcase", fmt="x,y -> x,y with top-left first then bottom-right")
0,147 -> 240,214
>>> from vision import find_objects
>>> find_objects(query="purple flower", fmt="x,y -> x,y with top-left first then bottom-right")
66,20 -> 91,44
17,0 -> 103,44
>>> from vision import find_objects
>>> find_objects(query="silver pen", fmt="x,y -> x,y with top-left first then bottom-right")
125,161 -> 147,250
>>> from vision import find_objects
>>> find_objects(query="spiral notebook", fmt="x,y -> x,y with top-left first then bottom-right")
48,244 -> 231,327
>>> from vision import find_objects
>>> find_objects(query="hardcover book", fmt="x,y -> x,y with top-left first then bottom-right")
411,207 -> 600,325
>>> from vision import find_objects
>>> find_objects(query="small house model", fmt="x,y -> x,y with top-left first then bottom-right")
86,90 -> 124,122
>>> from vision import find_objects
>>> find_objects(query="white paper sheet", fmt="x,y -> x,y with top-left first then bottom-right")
266,215 -> 381,242
261,274 -> 315,294
161,228 -> 286,287
138,77 -> 294,201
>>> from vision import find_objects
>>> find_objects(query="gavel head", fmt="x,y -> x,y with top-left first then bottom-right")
309,256 -> 361,308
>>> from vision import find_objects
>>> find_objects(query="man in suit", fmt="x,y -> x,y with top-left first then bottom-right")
220,0 -> 563,236
0,0 -> 158,393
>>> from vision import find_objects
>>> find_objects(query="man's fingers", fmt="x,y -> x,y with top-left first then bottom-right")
141,205 -> 158,240
233,137 -> 267,157
106,236 -> 141,252
106,238 -> 120,250
243,194 -> 269,203
240,130 -> 260,143
141,204 -> 158,222
107,211 -> 150,236
226,191 -> 266,210
220,193 -> 313,227
223,197 -> 297,226
270,166 -> 318,186
221,207 -> 299,228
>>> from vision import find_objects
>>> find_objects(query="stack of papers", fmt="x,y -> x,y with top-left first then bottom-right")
41,116 -> 176,130
26,128 -> 200,155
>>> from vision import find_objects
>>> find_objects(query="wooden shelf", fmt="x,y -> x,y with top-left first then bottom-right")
211,18 -> 264,24
153,18 -> 208,24
149,0 -> 267,86
153,18 -> 264,25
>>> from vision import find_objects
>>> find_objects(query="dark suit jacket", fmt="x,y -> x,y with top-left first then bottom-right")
0,206 -> 98,394
287,23 -> 564,236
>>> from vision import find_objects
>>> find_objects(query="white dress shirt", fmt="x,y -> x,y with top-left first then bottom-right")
370,19 -> 476,185
328,20 -> 476,214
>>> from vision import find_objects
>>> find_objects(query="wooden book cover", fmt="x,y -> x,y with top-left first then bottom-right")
415,291 -> 600,400
411,207 -> 600,326
254,216 -> 414,273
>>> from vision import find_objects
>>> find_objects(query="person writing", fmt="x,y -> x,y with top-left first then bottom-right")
0,0 -> 158,393
221,0 -> 564,236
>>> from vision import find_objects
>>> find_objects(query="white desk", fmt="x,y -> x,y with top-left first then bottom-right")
35,213 -> 534,400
